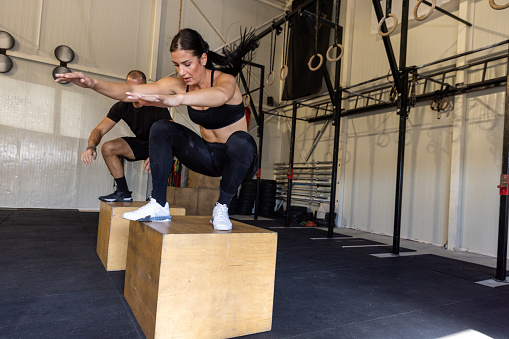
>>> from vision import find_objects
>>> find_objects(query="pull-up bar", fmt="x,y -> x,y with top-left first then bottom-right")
421,0 -> 472,26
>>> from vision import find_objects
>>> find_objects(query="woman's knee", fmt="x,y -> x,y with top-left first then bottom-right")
150,120 -> 176,143
226,131 -> 257,155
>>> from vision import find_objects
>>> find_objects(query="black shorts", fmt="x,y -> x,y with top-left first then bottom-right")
121,137 -> 149,161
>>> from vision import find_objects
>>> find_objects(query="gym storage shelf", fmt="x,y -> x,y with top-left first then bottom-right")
274,161 -> 334,207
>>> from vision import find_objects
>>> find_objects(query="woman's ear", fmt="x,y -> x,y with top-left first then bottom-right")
201,53 -> 207,66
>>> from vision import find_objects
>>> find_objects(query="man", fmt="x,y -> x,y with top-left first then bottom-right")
81,70 -> 172,202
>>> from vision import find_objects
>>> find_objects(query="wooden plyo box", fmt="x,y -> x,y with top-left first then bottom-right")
187,169 -> 221,189
166,186 -> 219,216
124,216 -> 278,339
97,201 -> 186,271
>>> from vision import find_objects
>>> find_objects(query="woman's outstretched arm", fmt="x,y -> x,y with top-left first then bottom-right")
127,72 -> 238,108
55,72 -> 183,101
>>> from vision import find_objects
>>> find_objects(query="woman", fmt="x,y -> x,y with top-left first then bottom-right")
56,28 -> 259,230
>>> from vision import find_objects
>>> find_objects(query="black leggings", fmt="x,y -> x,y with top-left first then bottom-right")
149,120 -> 258,207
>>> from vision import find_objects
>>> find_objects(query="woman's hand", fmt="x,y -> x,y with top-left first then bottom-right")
55,72 -> 95,89
126,92 -> 183,108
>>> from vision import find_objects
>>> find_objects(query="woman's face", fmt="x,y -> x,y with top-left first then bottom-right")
171,49 -> 207,86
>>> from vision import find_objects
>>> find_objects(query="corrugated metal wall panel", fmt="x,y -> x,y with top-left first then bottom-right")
87,0 -> 147,73
0,0 -> 40,53
38,0 -> 92,61
461,88 -> 505,257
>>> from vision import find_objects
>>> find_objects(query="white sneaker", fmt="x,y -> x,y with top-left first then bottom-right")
122,198 -> 171,222
210,202 -> 232,231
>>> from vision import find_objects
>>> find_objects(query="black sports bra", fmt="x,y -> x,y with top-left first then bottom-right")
186,70 -> 245,129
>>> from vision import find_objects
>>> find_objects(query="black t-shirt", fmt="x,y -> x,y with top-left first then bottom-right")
106,102 -> 171,145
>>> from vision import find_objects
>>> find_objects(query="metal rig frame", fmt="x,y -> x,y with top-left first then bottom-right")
243,0 -> 508,282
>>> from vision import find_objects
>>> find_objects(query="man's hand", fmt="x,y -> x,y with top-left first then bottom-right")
81,148 -> 97,165
143,157 -> 151,173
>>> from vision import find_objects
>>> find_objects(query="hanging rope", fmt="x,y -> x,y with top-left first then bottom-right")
266,26 -> 276,85
409,71 -> 418,107
326,0 -> 344,62
489,0 -> 509,10
378,0 -> 398,37
244,52 -> 252,106
414,0 -> 436,21
178,0 -> 183,31
308,0 -> 323,71
280,18 -> 290,81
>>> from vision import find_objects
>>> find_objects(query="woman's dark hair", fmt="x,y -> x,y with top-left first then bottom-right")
170,28 -> 258,76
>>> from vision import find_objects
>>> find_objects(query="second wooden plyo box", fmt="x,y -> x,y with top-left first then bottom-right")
97,200 -> 186,271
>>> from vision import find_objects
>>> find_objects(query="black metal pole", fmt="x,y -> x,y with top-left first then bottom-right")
392,0 -> 410,255
328,91 -> 342,237
495,47 -> 509,281
254,65 -> 265,220
327,0 -> 342,238
285,102 -> 298,227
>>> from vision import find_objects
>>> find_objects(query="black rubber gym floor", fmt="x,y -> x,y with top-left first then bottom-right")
1,209 -> 508,338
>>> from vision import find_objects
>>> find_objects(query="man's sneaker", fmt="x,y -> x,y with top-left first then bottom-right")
210,202 -> 232,231
99,190 -> 133,202
122,198 -> 171,222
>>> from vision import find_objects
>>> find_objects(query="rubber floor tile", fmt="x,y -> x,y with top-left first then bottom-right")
0,290 -> 143,339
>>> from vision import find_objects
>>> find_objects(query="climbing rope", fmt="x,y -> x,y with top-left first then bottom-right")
326,0 -> 344,62
266,26 -> 277,85
178,0 -> 183,31
280,18 -> 290,81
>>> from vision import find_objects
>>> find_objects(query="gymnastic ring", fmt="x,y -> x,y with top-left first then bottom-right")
389,85 -> 397,102
308,54 -> 323,71
243,95 -> 251,107
266,71 -> 275,86
377,13 -> 398,37
280,65 -> 288,80
439,97 -> 450,111
326,43 -> 344,62
489,0 -> 509,9
430,99 -> 439,111
414,0 -> 435,21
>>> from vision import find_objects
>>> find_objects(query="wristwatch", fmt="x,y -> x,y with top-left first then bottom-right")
86,145 -> 97,151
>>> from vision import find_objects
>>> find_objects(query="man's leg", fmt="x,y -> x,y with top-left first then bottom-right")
101,138 -> 136,179
99,138 -> 136,202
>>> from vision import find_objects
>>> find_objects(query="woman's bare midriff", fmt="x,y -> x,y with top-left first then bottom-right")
200,116 -> 248,143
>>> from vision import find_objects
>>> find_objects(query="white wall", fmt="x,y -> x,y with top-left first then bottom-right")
271,0 -> 509,258
0,0 -> 282,210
